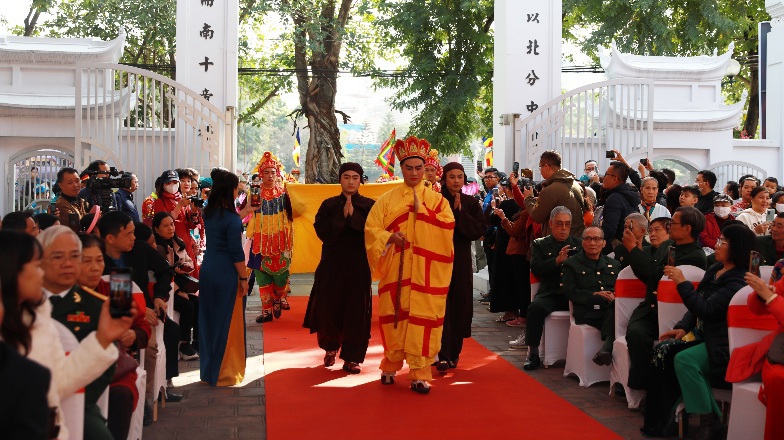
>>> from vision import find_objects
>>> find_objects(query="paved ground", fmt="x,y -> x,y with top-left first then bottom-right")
142,273 -> 660,440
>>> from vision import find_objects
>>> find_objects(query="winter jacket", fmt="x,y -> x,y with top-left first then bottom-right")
601,183 -> 641,253
736,208 -> 770,236
523,168 -> 585,237
700,212 -> 731,249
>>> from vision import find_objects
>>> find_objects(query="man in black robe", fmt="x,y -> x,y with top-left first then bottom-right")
303,162 -> 376,374
436,162 -> 487,371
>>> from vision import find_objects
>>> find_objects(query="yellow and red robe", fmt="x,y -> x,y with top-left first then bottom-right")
365,180 -> 455,379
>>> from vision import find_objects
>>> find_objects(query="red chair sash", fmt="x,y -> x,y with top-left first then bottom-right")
615,278 -> 646,298
727,305 -> 780,331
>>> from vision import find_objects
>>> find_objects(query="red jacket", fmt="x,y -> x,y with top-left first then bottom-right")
700,212 -> 729,249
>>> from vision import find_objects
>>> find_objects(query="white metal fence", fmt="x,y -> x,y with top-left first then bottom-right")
517,78 -> 655,179
709,161 -> 767,186
74,63 -> 236,203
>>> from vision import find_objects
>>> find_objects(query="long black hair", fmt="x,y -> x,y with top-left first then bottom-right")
0,231 -> 43,355
722,224 -> 757,268
203,169 -> 239,218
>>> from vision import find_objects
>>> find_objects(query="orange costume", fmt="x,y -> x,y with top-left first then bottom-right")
364,136 -> 455,384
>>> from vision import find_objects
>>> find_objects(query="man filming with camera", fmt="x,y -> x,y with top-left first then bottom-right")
80,160 -> 121,212
116,173 -> 141,223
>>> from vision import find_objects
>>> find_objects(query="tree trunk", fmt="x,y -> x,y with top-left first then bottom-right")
743,62 -> 760,138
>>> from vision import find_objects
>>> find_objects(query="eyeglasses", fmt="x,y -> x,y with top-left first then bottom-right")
605,173 -> 619,180
716,237 -> 727,247
583,236 -> 605,243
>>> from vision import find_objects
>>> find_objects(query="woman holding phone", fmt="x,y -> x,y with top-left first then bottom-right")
644,225 -> 755,438
737,186 -> 772,236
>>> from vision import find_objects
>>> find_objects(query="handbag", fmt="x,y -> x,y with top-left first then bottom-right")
768,333 -> 784,365
174,273 -> 199,294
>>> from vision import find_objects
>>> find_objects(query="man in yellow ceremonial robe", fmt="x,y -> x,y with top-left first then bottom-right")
365,136 -> 455,394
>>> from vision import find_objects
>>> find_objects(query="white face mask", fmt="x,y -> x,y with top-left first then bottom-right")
714,206 -> 731,218
777,203 -> 784,213
164,183 -> 179,194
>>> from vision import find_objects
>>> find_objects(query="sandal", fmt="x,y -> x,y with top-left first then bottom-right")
255,310 -> 273,323
324,350 -> 337,367
410,380 -> 431,394
280,297 -> 290,310
273,300 -> 282,319
505,317 -> 526,327
380,372 -> 396,385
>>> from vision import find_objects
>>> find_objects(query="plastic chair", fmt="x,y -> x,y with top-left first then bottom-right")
54,320 -> 85,440
564,302 -> 612,387
725,286 -> 779,440
531,272 -> 570,367
128,366 -> 147,440
610,266 -> 647,408
656,265 -> 705,336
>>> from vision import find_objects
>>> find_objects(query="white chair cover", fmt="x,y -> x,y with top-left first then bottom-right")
726,286 -> 778,440
127,366 -> 147,440
656,265 -> 705,336
609,266 -> 647,408
531,272 -> 569,367
564,302 -> 611,387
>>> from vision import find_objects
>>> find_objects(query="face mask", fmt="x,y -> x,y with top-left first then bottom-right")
777,203 -> 784,213
714,207 -> 731,218
164,183 -> 179,194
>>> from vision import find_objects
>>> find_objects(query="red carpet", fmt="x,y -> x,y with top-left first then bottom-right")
263,297 -> 621,440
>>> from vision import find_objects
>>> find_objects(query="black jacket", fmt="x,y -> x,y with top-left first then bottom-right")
674,264 -> 747,388
104,239 -> 173,307
601,183 -> 641,253
0,342 -> 51,440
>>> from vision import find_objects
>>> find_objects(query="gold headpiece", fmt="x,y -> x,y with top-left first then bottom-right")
254,151 -> 281,175
393,136 -> 430,164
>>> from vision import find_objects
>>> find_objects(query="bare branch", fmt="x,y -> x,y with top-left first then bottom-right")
335,109 -> 351,124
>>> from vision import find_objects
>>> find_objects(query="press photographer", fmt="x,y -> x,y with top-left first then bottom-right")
79,160 -> 134,212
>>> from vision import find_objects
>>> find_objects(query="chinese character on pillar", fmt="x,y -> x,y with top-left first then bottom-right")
199,23 -> 214,39
525,70 -> 539,86
201,88 -> 213,101
526,40 -> 540,55
526,101 -> 539,113
527,13 -> 540,23
200,0 -> 214,6
199,56 -> 214,72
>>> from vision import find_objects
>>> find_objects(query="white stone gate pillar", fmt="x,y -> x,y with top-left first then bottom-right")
492,0 -> 561,173
764,1 -> 784,179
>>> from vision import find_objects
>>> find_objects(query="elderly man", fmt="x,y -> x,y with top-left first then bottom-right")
600,161 -> 641,253
613,213 -> 648,269
304,163 -> 376,374
624,207 -> 707,391
39,226 -> 132,440
511,206 -> 582,371
562,226 -> 621,365
365,136 -> 455,394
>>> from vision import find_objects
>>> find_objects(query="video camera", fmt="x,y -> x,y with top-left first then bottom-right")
189,196 -> 205,209
83,167 -> 133,191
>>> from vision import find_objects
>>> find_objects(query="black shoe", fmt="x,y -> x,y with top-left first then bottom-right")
179,343 -> 199,360
342,362 -> 361,374
323,350 -> 337,367
255,311 -> 272,323
435,360 -> 449,372
380,372 -> 395,385
592,350 -> 612,366
523,354 -> 541,371
161,390 -> 183,403
447,360 -> 458,369
410,380 -> 431,394
273,300 -> 282,319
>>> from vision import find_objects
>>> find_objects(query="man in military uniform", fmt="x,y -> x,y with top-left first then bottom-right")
518,206 -> 582,371
623,207 -> 707,391
562,226 -> 621,366
613,213 -> 648,270
39,226 -> 134,440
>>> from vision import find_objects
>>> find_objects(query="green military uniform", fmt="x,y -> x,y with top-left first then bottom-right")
754,235 -> 784,266
561,252 -> 620,350
50,285 -> 115,440
613,241 -> 650,270
624,239 -> 707,390
525,234 -> 582,348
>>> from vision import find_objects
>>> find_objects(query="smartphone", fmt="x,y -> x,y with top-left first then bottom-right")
492,188 -> 499,198
476,160 -> 483,173
640,158 -> 649,166
109,268 -> 133,318
68,213 -> 80,233
767,208 -> 776,223
750,250 -> 762,277
250,183 -> 261,207
512,162 -> 520,175
567,247 -> 580,257
606,150 -> 615,159
667,245 -> 676,267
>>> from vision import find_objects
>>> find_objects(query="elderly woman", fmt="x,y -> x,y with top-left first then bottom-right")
737,186 -> 773,236
638,176 -> 671,222
652,225 -> 756,439
728,269 -> 784,440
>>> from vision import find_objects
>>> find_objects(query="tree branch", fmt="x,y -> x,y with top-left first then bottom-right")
238,86 -> 281,124
734,74 -> 751,88
482,13 -> 494,34
335,109 -> 351,124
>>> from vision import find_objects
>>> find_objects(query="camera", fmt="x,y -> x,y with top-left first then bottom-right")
83,167 -> 133,191
639,158 -> 649,166
567,247 -> 580,257
605,151 -> 615,159
189,196 -> 205,209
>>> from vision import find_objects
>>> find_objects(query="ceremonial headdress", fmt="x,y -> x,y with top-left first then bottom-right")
253,151 -> 281,175
393,136 -> 430,165
425,149 -> 443,176
339,162 -> 364,178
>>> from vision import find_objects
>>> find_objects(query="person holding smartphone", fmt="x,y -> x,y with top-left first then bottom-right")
736,186 -> 773,236
522,150 -> 586,238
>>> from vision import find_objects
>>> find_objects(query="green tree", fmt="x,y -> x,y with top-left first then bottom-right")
371,0 -> 494,156
563,0 -> 769,137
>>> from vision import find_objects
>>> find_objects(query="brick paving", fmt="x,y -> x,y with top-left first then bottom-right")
143,274 -> 665,440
